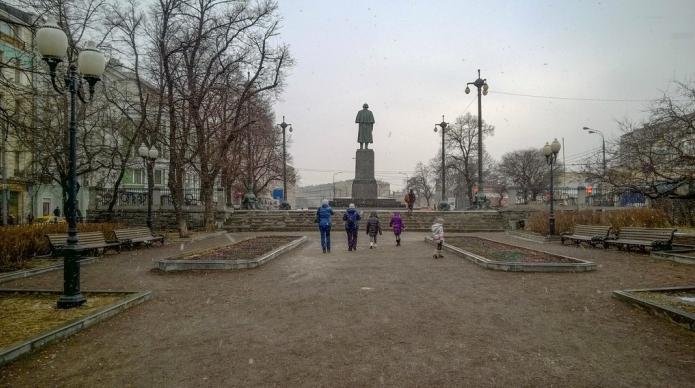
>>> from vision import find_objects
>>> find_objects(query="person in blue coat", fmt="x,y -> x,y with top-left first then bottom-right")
342,203 -> 361,251
315,199 -> 334,253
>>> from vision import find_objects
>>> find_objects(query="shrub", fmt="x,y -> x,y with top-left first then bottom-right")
0,223 -> 124,272
526,208 -> 672,235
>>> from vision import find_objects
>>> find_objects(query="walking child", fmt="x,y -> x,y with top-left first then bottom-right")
366,212 -> 382,249
389,212 -> 404,246
343,203 -> 361,251
431,217 -> 444,258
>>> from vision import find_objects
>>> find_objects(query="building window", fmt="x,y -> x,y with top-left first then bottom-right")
122,168 -> 144,185
0,21 -> 12,36
42,200 -> 51,216
13,150 -> 20,176
154,169 -> 164,185
14,58 -> 20,84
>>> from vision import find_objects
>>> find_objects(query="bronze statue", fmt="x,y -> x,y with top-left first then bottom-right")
355,103 -> 375,149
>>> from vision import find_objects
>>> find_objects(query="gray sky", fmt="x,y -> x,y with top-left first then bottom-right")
273,0 -> 695,189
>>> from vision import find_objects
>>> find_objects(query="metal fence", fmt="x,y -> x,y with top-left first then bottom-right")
510,186 -> 647,208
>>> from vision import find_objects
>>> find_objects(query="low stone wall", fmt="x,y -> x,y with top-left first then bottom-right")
87,208 -> 232,230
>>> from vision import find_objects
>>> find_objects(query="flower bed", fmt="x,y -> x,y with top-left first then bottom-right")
0,289 -> 151,366
613,286 -> 695,331
157,236 -> 306,271
428,236 -> 595,272
184,236 -> 299,261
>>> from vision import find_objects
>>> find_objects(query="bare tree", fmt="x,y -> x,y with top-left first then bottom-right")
445,113 -> 494,205
590,82 -> 695,200
498,148 -> 548,203
408,162 -> 435,208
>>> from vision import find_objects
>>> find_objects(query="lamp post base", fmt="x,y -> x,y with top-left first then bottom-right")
474,193 -> 488,209
57,245 -> 86,309
437,201 -> 450,211
548,216 -> 556,236
57,293 -> 86,308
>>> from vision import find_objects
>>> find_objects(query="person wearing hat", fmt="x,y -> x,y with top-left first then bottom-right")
342,203 -> 361,251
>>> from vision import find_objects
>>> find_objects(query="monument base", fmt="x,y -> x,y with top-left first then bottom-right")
353,149 -> 377,200
352,179 -> 378,200
330,197 -> 405,209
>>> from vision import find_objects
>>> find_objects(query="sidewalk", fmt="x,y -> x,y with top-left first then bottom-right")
1,232 -> 694,387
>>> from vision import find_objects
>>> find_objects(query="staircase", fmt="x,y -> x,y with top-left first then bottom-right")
224,210 -> 506,233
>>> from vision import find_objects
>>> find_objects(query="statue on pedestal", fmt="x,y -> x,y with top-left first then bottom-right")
355,103 -> 375,149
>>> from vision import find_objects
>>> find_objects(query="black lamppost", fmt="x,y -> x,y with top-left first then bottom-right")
138,143 -> 159,229
465,69 -> 489,208
433,115 -> 448,210
582,126 -> 606,176
543,139 -> 561,236
276,116 -> 292,208
36,19 -> 106,308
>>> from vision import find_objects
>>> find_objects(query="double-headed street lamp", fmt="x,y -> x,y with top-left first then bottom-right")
433,115 -> 448,210
543,139 -> 561,236
138,144 -> 159,229
465,69 -> 489,208
276,116 -> 292,208
36,19 -> 106,308
582,126 -> 606,177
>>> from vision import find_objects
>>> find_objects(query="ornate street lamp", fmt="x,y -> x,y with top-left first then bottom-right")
543,139 -> 561,236
138,144 -> 159,229
276,116 -> 292,209
433,115 -> 449,210
36,18 -> 106,308
465,69 -> 489,208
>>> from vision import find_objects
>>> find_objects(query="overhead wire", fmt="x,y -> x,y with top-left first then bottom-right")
489,90 -> 678,103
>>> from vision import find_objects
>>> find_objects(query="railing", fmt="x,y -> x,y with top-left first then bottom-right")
93,187 -> 148,208
509,187 -> 647,207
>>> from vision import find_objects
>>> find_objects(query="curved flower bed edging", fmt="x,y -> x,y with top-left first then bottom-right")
156,235 -> 307,272
425,236 -> 596,272
0,289 -> 151,367
613,286 -> 695,331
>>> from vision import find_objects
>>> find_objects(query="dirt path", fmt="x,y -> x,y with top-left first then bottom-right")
1,231 -> 694,387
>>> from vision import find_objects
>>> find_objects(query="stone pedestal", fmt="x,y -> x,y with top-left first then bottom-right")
352,149 -> 377,200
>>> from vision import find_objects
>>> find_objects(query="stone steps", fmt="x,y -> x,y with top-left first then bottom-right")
224,210 -> 507,233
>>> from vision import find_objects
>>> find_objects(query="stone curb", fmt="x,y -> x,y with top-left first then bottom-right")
0,289 -> 152,367
424,236 -> 596,272
156,236 -> 308,272
612,286 -> 695,331
650,250 -> 695,265
0,257 -> 98,285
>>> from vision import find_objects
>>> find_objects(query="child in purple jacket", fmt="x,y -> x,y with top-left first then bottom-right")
389,212 -> 404,246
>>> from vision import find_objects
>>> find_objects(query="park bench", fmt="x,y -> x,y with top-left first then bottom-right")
46,231 -> 121,256
560,225 -> 612,248
114,227 -> 165,249
605,227 -> 677,252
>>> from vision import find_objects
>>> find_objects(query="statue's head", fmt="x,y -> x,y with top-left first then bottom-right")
362,103 -> 369,109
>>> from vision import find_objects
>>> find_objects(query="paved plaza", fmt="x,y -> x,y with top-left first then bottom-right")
1,232 -> 694,387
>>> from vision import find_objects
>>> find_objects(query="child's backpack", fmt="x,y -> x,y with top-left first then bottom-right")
346,211 -> 358,229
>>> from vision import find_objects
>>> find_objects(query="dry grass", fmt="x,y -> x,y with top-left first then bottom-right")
0,292 -> 124,349
0,223 -> 124,271
526,208 -> 672,235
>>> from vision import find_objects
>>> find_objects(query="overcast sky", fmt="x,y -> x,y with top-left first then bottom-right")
272,0 -> 695,189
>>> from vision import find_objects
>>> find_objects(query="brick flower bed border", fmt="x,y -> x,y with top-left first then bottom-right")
425,236 -> 596,272
0,257 -> 98,284
612,286 -> 695,331
0,289 -> 151,367
156,235 -> 307,272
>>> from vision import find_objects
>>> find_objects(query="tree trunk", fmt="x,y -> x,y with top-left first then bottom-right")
199,174 -> 216,230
